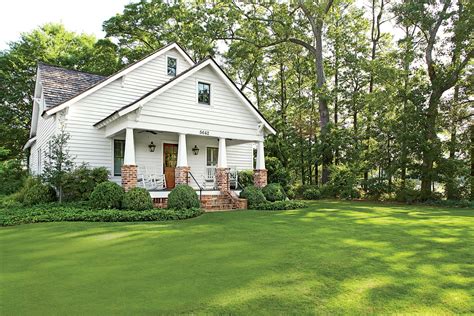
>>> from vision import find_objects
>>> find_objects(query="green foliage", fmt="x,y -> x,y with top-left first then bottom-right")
254,200 -> 307,210
265,157 -> 291,190
262,183 -> 286,202
23,183 -> 56,206
362,179 -> 391,200
167,185 -> 200,210
0,194 -> 23,208
0,203 -> 203,226
62,165 -> 109,202
122,187 -> 154,211
328,165 -> 360,200
302,186 -> 321,200
89,182 -> 124,209
237,170 -> 254,188
239,185 -> 266,208
0,157 -> 27,195
41,129 -> 75,202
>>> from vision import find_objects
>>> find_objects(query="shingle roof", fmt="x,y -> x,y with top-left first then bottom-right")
38,63 -> 106,108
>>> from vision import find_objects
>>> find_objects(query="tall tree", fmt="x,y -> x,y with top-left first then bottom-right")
0,23 -> 121,159
394,0 -> 473,199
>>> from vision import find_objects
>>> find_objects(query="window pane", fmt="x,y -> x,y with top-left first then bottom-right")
198,82 -> 210,104
114,140 -> 125,176
207,147 -> 218,166
167,57 -> 177,76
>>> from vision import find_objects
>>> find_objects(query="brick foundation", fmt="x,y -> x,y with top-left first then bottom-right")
121,165 -> 137,191
175,166 -> 190,185
216,168 -> 230,192
152,192 -> 248,211
253,169 -> 268,188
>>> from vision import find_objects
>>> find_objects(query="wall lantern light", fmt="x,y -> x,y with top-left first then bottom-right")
148,141 -> 156,152
192,145 -> 200,155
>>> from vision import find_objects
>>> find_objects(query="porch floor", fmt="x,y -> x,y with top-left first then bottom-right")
148,189 -> 241,199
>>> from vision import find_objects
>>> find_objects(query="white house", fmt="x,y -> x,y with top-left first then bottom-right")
24,43 -> 275,210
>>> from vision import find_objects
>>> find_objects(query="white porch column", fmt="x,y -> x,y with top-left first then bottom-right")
177,133 -> 188,167
217,138 -> 227,168
123,128 -> 136,165
256,141 -> 265,169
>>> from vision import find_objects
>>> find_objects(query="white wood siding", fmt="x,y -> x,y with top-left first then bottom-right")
137,65 -> 261,139
28,112 -> 56,175
63,48 -> 193,173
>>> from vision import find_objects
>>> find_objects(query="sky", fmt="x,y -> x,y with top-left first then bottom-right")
0,0 -> 133,50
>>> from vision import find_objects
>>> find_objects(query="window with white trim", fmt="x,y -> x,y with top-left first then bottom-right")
206,147 -> 218,166
198,82 -> 211,105
114,140 -> 125,176
167,56 -> 177,76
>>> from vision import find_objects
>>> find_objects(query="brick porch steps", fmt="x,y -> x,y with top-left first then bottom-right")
152,193 -> 247,211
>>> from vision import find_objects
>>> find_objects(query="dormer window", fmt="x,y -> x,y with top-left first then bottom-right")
198,82 -> 211,105
167,56 -> 177,76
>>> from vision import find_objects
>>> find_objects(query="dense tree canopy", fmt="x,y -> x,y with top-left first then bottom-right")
1,1 -> 472,201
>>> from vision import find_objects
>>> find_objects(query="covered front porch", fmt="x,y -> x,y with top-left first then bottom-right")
109,127 -> 267,206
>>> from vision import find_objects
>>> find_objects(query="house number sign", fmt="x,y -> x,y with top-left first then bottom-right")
199,130 -> 210,135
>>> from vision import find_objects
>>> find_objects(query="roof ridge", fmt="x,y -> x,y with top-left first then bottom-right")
37,62 -> 106,77
43,42 -> 196,115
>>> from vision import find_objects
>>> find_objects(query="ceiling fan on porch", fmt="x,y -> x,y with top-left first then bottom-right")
137,130 -> 159,135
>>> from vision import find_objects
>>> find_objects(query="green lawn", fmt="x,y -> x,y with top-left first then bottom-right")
1,201 -> 473,315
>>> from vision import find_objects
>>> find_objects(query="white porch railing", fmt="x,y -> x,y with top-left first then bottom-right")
203,166 -> 239,190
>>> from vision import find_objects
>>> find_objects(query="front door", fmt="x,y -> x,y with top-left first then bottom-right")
163,143 -> 178,188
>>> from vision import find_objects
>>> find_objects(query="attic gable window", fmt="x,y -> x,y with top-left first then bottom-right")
198,82 -> 211,105
167,56 -> 177,76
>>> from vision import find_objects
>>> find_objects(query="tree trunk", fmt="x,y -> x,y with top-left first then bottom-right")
446,85 -> 459,200
471,124 -> 474,201
315,23 -> 332,184
334,19 -> 340,165
364,0 -> 384,189
420,90 -> 441,200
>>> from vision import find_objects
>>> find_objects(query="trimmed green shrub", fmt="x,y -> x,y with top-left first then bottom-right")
237,170 -> 254,188
14,177 -> 41,203
23,183 -> 56,206
63,165 -> 109,201
0,194 -> 23,208
254,200 -> 307,210
240,185 -> 266,208
89,181 -> 124,209
302,186 -> 321,200
0,159 -> 27,195
167,185 -> 200,210
262,183 -> 286,202
123,187 -> 153,211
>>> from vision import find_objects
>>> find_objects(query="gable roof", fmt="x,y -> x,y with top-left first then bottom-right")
94,57 -> 276,135
38,63 -> 105,108
43,42 -> 195,116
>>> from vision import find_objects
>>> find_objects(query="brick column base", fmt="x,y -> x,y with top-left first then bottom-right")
122,165 -> 137,191
216,168 -> 230,192
253,169 -> 268,188
175,166 -> 190,185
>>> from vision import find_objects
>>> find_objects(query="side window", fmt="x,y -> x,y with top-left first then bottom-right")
206,147 -> 218,166
198,82 -> 211,105
114,140 -> 125,176
167,56 -> 177,76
